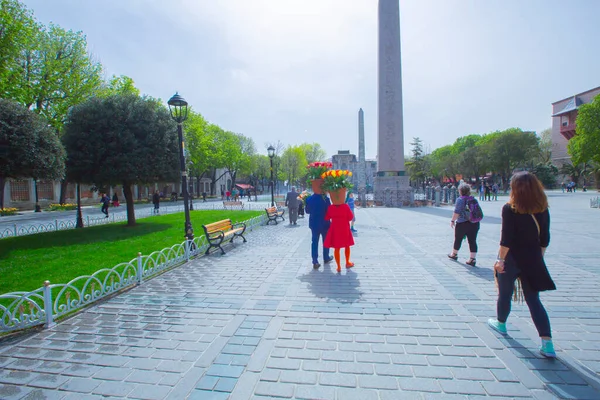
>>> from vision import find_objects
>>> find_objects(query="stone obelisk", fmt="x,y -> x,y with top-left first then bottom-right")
374,0 -> 411,207
357,108 -> 366,204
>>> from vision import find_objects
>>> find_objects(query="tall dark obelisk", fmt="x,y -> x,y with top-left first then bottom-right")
374,0 -> 411,206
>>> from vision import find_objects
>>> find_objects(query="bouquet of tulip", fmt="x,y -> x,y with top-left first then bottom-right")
321,169 -> 353,192
297,190 -> 310,205
306,161 -> 333,181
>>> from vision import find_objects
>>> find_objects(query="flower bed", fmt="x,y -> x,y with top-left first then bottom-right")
46,203 -> 77,211
0,208 -> 18,216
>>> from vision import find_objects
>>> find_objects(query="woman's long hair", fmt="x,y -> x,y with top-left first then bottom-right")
508,171 -> 548,214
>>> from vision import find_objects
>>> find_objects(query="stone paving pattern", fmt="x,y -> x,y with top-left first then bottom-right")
1,192 -> 600,399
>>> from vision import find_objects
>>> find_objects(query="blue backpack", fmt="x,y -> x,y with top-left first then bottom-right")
462,196 -> 483,223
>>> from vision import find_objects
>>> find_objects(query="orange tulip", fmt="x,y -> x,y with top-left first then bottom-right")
348,171 -> 353,177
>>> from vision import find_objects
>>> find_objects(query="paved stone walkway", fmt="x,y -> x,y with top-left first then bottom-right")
1,193 -> 599,399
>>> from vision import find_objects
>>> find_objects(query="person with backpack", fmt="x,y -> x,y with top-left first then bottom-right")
448,183 -> 483,266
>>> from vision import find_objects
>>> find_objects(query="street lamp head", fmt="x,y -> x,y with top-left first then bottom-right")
267,145 -> 275,159
168,92 -> 189,123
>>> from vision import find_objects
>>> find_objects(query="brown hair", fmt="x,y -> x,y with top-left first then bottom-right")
508,171 -> 548,214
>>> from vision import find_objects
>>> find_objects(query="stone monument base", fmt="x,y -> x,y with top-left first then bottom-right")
374,175 -> 412,207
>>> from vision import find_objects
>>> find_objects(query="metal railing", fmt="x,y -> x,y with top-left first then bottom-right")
0,201 -> 276,239
0,213 -> 268,334
591,197 -> 600,209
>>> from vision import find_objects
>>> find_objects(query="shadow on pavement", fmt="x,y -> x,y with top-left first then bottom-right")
403,206 -> 502,224
500,336 -> 600,399
462,264 -> 495,282
298,265 -> 363,304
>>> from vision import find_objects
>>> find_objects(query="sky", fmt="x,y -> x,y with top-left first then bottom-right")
21,0 -> 600,160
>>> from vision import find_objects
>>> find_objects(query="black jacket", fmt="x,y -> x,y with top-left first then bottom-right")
500,203 -> 555,291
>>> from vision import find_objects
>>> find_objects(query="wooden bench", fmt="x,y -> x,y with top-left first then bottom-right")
265,206 -> 285,225
202,219 -> 247,255
223,201 -> 244,210
276,201 -> 286,208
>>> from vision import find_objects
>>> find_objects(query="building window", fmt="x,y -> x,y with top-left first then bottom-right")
561,115 -> 569,127
66,183 -> 76,199
10,180 -> 30,202
37,180 -> 54,201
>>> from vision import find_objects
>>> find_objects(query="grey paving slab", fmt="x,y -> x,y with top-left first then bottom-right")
1,193 -> 600,399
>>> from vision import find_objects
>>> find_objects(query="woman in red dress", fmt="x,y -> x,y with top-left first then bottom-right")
324,203 -> 355,272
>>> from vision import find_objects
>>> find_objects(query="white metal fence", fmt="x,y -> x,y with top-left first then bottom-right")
0,213 -> 268,334
591,197 -> 600,208
0,201 -> 275,239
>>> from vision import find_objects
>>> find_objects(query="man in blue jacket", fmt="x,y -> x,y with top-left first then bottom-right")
305,193 -> 333,268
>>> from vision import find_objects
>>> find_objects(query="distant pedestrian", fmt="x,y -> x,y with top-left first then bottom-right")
346,192 -> 357,232
479,182 -> 485,201
100,193 -> 110,218
221,189 -> 225,200
202,191 -> 207,202
448,183 -> 483,267
485,183 -> 492,201
488,171 -> 557,358
492,183 -> 499,201
112,192 -> 120,207
152,191 -> 160,214
285,186 -> 300,225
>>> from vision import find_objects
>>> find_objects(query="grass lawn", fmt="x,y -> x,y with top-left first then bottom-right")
0,210 -> 262,295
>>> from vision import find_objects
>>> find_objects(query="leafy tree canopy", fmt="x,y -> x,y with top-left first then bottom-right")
0,98 -> 65,207
299,143 -> 327,165
4,20 -> 103,131
570,94 -> 600,165
62,94 -> 179,225
97,75 -> 140,98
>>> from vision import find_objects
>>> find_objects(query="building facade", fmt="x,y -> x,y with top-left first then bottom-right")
1,168 -> 232,210
551,86 -> 600,167
331,151 -> 377,194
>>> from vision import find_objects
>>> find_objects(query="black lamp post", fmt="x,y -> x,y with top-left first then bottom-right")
268,145 -> 275,207
168,92 -> 194,240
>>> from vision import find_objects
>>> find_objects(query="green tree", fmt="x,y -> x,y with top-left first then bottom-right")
299,143 -> 327,165
7,23 -> 103,130
184,113 -> 228,196
537,128 -> 553,164
0,0 -> 38,97
0,99 -> 65,208
251,154 -> 271,192
487,128 -> 539,189
280,145 -> 307,188
406,137 -> 428,185
429,145 -> 460,183
532,163 -> 558,188
569,94 -> 600,166
97,75 -> 140,98
218,132 -> 255,189
62,94 -> 179,226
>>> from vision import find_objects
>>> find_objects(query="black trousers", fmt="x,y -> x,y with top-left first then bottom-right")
453,221 -> 480,253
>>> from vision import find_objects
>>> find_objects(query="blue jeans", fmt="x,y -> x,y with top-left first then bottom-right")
311,227 -> 330,264
496,258 -> 552,337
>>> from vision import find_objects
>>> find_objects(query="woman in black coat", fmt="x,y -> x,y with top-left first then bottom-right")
488,172 -> 557,358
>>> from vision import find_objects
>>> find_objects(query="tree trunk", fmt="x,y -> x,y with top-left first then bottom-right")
211,168 -> 217,195
122,182 -> 136,226
0,177 -> 5,209
59,179 -> 68,204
